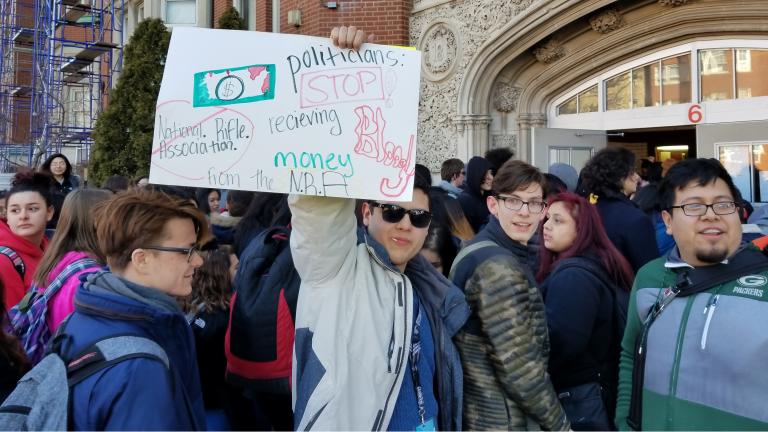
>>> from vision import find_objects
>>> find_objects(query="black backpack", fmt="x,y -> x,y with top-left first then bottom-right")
554,258 -> 629,424
224,226 -> 300,395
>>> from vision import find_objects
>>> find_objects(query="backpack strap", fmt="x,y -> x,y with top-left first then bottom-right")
66,335 -> 170,387
15,257 -> 99,313
626,247 -> 768,430
448,240 -> 499,280
0,246 -> 25,281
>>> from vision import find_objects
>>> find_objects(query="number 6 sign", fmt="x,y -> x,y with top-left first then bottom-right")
688,104 -> 703,124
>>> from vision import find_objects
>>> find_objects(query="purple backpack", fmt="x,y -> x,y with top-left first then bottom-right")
6,257 -> 100,365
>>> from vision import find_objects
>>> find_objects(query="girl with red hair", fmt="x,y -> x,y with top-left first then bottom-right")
537,192 -> 634,431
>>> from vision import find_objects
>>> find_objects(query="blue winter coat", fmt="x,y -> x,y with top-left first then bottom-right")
59,274 -> 206,431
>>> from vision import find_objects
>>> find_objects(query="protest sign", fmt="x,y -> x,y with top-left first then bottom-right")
149,27 -> 421,201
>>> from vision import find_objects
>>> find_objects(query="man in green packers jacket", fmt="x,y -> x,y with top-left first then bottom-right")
616,158 -> 768,430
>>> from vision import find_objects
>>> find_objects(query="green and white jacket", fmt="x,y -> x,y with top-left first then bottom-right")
616,245 -> 768,430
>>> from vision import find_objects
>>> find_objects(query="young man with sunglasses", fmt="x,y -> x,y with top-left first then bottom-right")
289,111 -> 469,429
450,160 -> 570,431
615,159 -> 768,430
57,189 -> 208,429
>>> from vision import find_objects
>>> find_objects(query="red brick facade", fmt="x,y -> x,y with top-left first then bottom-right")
248,0 -> 411,45
213,0 -> 235,27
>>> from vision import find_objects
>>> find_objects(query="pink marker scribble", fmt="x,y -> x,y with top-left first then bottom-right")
248,66 -> 266,80
299,66 -> 385,109
261,74 -> 270,93
352,105 -> 414,198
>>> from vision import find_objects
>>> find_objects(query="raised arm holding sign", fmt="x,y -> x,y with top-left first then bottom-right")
285,28 -> 469,431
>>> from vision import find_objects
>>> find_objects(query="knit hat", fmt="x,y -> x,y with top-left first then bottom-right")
548,163 -> 579,192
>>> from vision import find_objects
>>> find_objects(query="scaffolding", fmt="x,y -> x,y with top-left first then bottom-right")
0,0 -> 124,172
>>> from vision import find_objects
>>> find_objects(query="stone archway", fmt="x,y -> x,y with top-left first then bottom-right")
437,0 -> 768,163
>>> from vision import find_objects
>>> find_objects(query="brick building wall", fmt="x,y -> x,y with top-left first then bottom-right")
213,0 -> 235,27
249,0 -> 411,45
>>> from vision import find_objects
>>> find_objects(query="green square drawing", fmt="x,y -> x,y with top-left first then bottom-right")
193,64 -> 276,107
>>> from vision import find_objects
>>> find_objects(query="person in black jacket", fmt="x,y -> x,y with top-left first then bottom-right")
578,147 -> 659,271
458,156 -> 494,232
537,192 -> 634,431
182,245 -> 241,430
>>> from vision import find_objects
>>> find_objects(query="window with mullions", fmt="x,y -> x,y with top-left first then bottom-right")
556,85 -> 598,115
718,142 -> 768,203
607,53 -> 691,111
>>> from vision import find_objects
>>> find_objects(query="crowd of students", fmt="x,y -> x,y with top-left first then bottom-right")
1,26 -> 767,431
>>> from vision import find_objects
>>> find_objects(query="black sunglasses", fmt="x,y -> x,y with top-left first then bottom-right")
368,202 -> 432,228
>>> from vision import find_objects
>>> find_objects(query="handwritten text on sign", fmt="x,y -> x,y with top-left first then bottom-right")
150,28 -> 420,201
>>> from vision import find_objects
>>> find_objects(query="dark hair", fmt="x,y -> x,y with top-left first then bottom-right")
7,170 -> 53,207
93,189 -> 209,271
632,183 -> 660,214
543,173 -> 567,196
415,164 -> 432,188
41,153 -> 72,179
226,190 -> 255,217
233,193 -> 290,256
440,158 -> 464,181
421,224 -> 457,278
0,279 -> 30,377
34,189 -> 113,285
102,175 -> 130,193
658,158 -> 740,212
492,159 -> 546,197
537,192 -> 634,288
484,148 -> 514,174
145,184 -> 196,202
195,188 -> 220,215
183,248 -> 233,314
579,147 -> 636,199
442,198 -> 474,242
646,163 -> 663,183
413,169 -> 432,210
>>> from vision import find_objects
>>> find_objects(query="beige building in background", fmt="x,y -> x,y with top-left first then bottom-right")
410,0 -> 768,202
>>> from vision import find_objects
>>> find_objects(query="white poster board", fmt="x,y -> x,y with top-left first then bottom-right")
149,27 -> 421,201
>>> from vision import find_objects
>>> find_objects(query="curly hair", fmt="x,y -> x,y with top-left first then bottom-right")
182,248 -> 233,314
7,169 -> 54,207
578,147 -> 636,199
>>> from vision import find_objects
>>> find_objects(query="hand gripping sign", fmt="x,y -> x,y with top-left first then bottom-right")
150,27 -> 421,201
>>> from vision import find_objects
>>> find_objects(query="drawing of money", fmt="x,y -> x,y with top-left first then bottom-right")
193,64 -> 276,107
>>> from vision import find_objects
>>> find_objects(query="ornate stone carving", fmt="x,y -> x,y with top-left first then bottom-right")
493,82 -> 522,113
533,39 -> 567,64
589,9 -> 624,34
658,0 -> 689,6
491,134 -> 518,155
419,22 -> 460,81
409,0 -> 537,168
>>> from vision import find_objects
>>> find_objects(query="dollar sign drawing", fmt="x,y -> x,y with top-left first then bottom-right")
216,76 -> 244,101
221,80 -> 235,98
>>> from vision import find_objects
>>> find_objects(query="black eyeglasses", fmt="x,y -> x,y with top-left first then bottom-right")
668,201 -> 738,217
142,245 -> 201,263
496,195 -> 547,214
368,202 -> 432,228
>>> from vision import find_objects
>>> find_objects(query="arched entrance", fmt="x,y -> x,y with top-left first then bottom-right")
456,0 -> 768,173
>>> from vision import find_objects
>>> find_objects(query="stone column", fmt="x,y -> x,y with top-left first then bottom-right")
454,114 -> 491,161
517,113 -> 547,162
